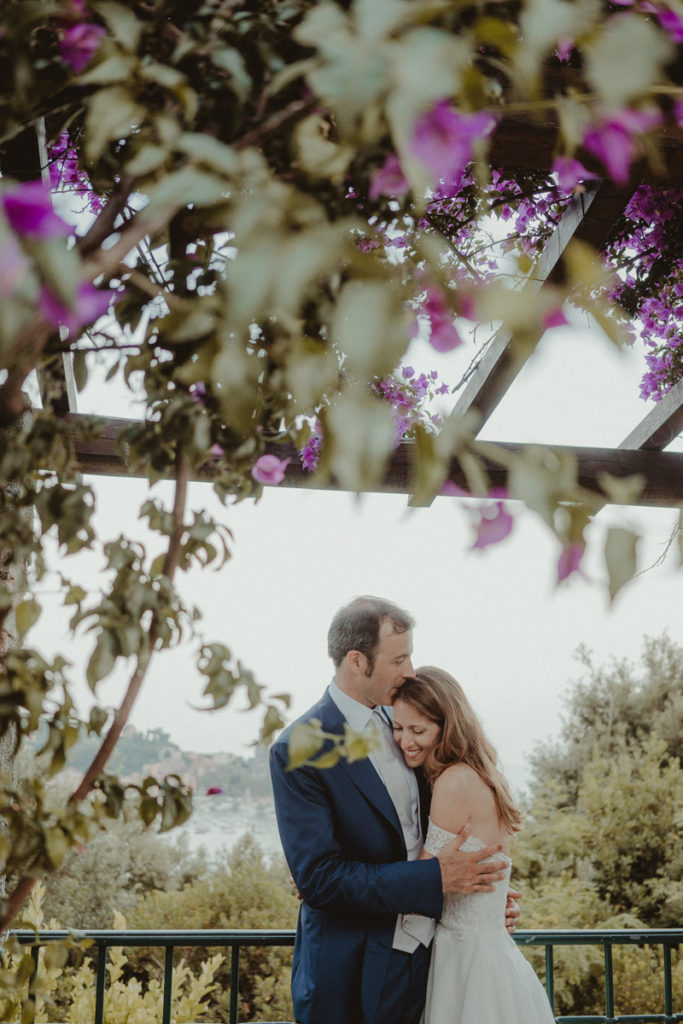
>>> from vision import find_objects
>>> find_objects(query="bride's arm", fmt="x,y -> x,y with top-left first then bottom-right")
429,765 -> 474,835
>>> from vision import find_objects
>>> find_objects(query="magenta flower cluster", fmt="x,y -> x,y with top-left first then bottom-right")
299,369 -> 451,473
603,184 -> 683,401
49,133 -> 103,214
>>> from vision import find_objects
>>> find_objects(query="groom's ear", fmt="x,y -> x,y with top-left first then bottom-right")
347,649 -> 366,674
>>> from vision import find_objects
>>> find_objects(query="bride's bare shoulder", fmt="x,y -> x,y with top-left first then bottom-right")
433,762 -> 483,797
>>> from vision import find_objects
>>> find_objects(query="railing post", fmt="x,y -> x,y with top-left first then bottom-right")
94,943 -> 107,1024
604,941 -> 614,1020
230,942 -> 240,1024
662,943 -> 673,1020
28,944 -> 39,1019
545,943 -> 555,1011
162,945 -> 174,1024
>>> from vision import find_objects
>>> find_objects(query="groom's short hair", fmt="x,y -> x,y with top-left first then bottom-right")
327,596 -> 415,670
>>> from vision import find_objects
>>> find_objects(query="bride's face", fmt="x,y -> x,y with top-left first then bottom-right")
392,698 -> 441,767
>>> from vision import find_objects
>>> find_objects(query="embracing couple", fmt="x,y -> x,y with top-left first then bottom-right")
270,596 -> 555,1024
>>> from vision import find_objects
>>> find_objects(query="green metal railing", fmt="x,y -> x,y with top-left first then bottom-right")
10,927 -> 683,1024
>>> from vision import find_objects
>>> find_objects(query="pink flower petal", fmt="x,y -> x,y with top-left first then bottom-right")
423,285 -> 462,352
369,155 -> 410,200
543,307 -> 569,329
39,280 -> 115,335
411,101 -> 496,186
60,22 -> 106,73
472,501 -> 514,550
252,454 -> 290,485
2,180 -> 71,239
557,543 -> 585,581
552,155 -> 598,191
206,786 -> 224,796
658,8 -> 683,42
556,36 -> 574,62
440,481 -> 470,497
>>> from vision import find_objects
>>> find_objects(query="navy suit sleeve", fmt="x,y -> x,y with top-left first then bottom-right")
270,740 -> 443,921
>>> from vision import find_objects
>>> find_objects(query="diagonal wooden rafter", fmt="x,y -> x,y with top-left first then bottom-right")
445,180 -> 603,435
619,377 -> 683,452
66,415 -> 683,507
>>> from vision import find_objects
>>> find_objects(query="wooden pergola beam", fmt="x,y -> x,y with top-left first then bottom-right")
446,181 -> 601,431
67,415 -> 683,507
619,377 -> 683,451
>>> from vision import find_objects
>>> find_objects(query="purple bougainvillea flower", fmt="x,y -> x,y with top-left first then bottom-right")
2,180 -> 71,239
411,101 -> 497,186
0,234 -> 31,296
552,155 -> 598,191
252,454 -> 290,485
39,280 -> 115,335
422,285 -> 462,352
189,382 -> 209,405
583,108 -> 662,184
472,500 -> 514,550
369,154 -> 410,200
543,306 -> 569,330
59,22 -> 106,73
206,786 -> 224,796
557,543 -> 585,582
556,37 -> 574,62
658,8 -> 683,42
440,481 -> 470,497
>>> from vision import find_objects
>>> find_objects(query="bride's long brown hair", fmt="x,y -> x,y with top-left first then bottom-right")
396,666 -> 523,834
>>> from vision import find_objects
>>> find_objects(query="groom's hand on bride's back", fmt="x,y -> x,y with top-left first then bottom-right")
435,826 -> 508,894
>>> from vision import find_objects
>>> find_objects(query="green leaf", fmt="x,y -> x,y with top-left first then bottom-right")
332,280 -> 408,381
585,14 -> 674,107
211,47 -> 252,99
92,0 -> 143,51
29,238 -> 81,307
65,584 -> 87,605
73,349 -> 88,393
344,724 -> 379,763
325,390 -> 395,491
84,86 -> 146,163
88,705 -> 109,734
15,598 -> 41,639
310,748 -> 342,769
604,527 -> 639,603
294,115 -> 354,183
145,168 -> 229,212
287,721 -> 326,770
124,143 -> 169,177
86,632 -> 117,690
44,825 -> 70,868
260,705 -> 286,745
77,54 -> 138,85
598,471 -> 645,506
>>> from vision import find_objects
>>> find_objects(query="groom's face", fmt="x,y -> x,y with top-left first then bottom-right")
358,619 -> 414,708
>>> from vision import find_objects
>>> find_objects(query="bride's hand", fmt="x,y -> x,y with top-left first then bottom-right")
505,888 -> 522,933
436,824 -> 508,894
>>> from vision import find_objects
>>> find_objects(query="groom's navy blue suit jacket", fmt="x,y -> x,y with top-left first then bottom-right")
269,689 -> 443,1024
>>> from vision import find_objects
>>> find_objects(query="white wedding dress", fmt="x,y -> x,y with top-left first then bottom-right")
422,820 -> 556,1024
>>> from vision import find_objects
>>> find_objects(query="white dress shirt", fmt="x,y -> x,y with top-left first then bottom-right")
328,681 -> 436,951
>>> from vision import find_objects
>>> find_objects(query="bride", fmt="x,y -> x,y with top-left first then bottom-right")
391,667 -> 555,1024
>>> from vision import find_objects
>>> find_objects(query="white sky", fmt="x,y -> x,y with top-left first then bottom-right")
28,310 -> 683,796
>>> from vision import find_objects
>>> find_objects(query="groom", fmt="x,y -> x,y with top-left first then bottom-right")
270,596 -> 510,1024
